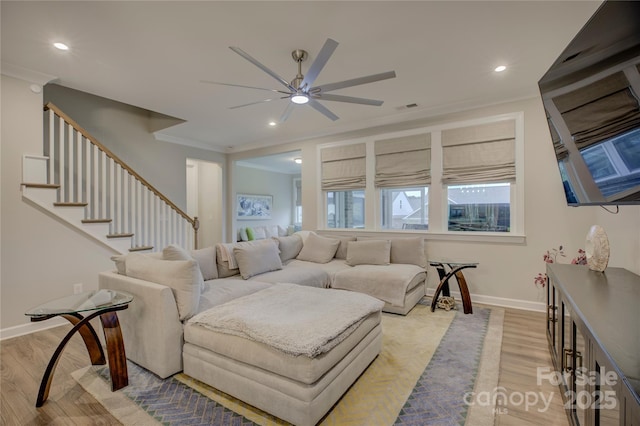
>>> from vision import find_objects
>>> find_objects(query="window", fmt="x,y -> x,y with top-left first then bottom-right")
327,190 -> 365,228
447,183 -> 510,232
441,119 -> 516,233
381,187 -> 429,230
318,113 -> 523,237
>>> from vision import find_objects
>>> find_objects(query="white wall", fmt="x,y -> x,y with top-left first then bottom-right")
197,161 -> 223,248
233,165 -> 294,235
0,76 -> 226,333
230,97 -> 640,309
44,84 -> 226,210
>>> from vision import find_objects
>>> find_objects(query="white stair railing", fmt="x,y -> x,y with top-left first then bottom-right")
43,103 -> 198,252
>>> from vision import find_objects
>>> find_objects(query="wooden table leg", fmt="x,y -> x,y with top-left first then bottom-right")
430,264 -> 477,314
100,311 -> 128,391
35,314 -> 105,407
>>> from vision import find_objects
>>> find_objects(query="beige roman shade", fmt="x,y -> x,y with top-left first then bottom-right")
441,119 -> 515,184
321,143 -> 366,191
374,133 -> 431,188
553,72 -> 640,150
546,111 -> 568,161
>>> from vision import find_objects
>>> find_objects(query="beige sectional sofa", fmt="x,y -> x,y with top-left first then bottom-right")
98,232 -> 427,425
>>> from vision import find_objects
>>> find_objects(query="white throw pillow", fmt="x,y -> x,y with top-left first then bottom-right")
273,234 -> 303,262
296,233 -> 340,264
125,253 -> 202,321
253,226 -> 267,240
233,240 -> 283,279
346,240 -> 391,266
390,237 -> 426,268
239,227 -> 249,241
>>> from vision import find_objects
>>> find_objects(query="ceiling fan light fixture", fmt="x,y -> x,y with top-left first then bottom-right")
291,93 -> 309,104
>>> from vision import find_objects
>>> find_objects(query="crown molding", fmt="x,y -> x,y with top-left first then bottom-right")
1,62 -> 58,85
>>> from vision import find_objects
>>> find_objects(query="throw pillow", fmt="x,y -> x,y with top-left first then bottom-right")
239,227 -> 249,241
277,225 -> 288,237
346,240 -> 391,266
296,232 -> 340,264
215,243 -> 240,278
273,234 -> 303,262
390,237 -> 427,268
111,251 -> 162,275
331,236 -> 357,259
233,240 -> 283,279
125,253 -> 203,321
163,244 -> 192,261
252,226 -> 267,240
246,227 -> 255,241
190,246 -> 218,281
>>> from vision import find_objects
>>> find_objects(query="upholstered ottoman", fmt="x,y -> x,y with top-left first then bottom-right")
183,283 -> 383,426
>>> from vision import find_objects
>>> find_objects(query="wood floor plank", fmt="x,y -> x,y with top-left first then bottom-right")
1,305 -> 570,425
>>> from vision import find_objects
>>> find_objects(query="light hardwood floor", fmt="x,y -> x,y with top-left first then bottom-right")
1,307 -> 569,425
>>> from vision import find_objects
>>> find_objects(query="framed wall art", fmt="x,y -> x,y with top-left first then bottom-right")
236,193 -> 272,219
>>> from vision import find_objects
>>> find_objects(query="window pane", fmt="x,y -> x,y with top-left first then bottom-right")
326,190 -> 365,229
582,145 -> 617,180
447,183 -> 510,232
380,187 -> 429,230
612,128 -> 640,171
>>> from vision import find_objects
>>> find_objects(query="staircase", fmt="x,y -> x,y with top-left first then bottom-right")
21,103 -> 198,254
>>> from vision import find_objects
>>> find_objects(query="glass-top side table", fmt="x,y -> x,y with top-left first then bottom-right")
428,260 -> 478,314
25,289 -> 133,406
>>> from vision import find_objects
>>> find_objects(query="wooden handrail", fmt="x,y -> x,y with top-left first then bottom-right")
44,102 -> 195,228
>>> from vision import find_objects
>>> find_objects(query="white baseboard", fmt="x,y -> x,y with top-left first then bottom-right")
425,288 -> 547,312
0,317 -> 67,341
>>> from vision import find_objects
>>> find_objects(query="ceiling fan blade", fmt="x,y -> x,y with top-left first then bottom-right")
229,46 -> 295,92
300,38 -> 339,90
314,93 -> 384,106
279,102 -> 295,123
312,71 -> 396,93
308,99 -> 339,121
229,98 -> 277,109
200,80 -> 290,95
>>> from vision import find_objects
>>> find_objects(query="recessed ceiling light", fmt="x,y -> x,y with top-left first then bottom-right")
494,65 -> 507,73
268,121 -> 277,127
53,42 -> 69,51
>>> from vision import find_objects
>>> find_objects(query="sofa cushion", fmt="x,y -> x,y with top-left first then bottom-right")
346,240 -> 391,266
125,253 -> 203,320
296,233 -> 340,264
390,237 -> 426,268
273,234 -> 303,262
331,236 -> 356,260
234,240 -> 283,279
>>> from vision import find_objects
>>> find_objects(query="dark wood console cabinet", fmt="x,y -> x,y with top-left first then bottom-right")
546,264 -> 640,426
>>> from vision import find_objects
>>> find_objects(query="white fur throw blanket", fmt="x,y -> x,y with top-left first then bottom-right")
188,283 -> 384,358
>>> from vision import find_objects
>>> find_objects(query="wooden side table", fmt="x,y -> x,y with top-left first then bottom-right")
25,289 -> 133,407
429,260 -> 478,314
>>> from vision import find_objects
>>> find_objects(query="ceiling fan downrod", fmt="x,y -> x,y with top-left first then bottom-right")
291,49 -> 308,90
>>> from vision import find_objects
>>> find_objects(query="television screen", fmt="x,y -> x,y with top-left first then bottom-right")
538,0 -> 640,205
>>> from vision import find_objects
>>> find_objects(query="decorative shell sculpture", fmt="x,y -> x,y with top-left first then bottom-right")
585,225 -> 609,272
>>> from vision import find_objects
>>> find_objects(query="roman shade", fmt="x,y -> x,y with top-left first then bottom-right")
553,71 -> 640,150
441,119 -> 516,184
374,133 -> 431,187
546,111 -> 568,161
321,143 -> 366,191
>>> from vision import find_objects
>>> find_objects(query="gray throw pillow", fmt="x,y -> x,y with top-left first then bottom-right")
273,234 -> 303,262
346,240 -> 391,266
296,233 -> 340,264
233,240 -> 283,279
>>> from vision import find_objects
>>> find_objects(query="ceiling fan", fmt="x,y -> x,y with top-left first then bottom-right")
202,38 -> 396,122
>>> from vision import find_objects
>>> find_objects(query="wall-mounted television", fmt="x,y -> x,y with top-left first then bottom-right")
538,0 -> 640,206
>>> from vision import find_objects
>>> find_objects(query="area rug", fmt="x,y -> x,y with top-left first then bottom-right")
72,301 -> 503,425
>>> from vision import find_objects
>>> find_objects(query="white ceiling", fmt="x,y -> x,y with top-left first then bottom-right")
1,1 -> 602,153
